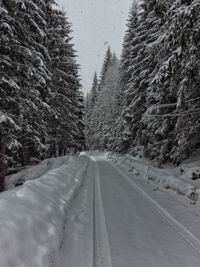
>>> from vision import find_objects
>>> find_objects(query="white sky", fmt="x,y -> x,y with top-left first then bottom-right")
57,0 -> 133,94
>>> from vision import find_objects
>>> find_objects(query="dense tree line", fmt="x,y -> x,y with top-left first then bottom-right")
84,48 -> 120,149
0,0 -> 85,191
85,0 -> 200,165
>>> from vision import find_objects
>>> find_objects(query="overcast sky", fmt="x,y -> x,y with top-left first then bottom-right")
57,0 -> 133,94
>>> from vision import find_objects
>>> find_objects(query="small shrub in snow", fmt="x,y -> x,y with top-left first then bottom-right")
108,152 -> 200,202
162,177 -> 198,201
191,169 -> 200,180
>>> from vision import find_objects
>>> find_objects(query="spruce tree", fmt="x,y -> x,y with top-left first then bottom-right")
0,1 -> 21,175
46,4 -> 84,155
120,2 -> 139,91
117,0 -> 167,154
0,0 -> 85,191
84,72 -> 99,148
98,46 -> 112,91
0,0 -> 52,189
87,54 -> 120,150
90,72 -> 98,109
1,0 -> 53,166
143,0 -> 200,164
85,0 -> 200,165
113,1 -> 140,153
85,48 -> 114,149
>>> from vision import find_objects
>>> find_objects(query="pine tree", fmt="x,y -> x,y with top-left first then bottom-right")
86,54 -> 120,150
0,0 -> 51,189
112,1 -> 140,153
117,0 -> 167,154
120,2 -> 139,91
90,72 -> 98,109
46,4 -> 84,155
85,0 -> 200,165
168,0 -> 200,163
85,48 -> 114,149
0,2 -> 21,175
84,92 -> 91,149
0,0 -> 53,166
0,0 -> 85,189
142,0 -> 200,164
98,46 -> 112,91
84,72 -> 99,148
76,91 -> 85,151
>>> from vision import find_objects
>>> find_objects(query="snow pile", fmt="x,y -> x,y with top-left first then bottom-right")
162,176 -> 198,200
0,155 -> 88,267
6,155 -> 71,190
106,153 -> 199,202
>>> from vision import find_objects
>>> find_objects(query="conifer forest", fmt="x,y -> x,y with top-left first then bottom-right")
85,0 -> 200,165
0,0 -> 85,190
1,0 -> 200,191
1,1 -> 200,266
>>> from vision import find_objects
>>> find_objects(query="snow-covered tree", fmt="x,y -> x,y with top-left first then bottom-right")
120,1 -> 139,91
86,54 -> 120,149
98,46 -> 113,91
115,0 -> 165,154
84,0 -> 200,165
111,1 -> 140,153
46,4 -> 84,155
90,72 -> 98,109
0,0 -> 53,189
84,72 -> 99,148
0,0 -> 53,169
0,0 -> 85,190
143,0 -> 200,164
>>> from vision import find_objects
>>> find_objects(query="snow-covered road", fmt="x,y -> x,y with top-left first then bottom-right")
1,155 -> 200,266
57,156 -> 200,267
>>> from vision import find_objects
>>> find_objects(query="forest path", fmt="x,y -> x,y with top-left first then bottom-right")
56,155 -> 200,267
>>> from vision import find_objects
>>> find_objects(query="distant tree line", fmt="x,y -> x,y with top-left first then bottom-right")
85,0 -> 200,165
0,0 -> 85,191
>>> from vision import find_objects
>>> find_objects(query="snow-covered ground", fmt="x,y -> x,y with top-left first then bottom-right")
6,155 -> 71,190
0,155 -> 89,267
97,157 -> 200,266
102,151 -> 200,246
1,152 -> 200,266
104,150 -> 200,202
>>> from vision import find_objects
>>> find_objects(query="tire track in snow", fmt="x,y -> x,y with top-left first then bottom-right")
105,158 -> 200,257
91,157 -> 113,267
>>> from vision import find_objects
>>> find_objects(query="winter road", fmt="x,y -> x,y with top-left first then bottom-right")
57,156 -> 200,267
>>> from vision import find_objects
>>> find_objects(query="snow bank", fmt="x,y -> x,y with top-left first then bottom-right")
0,155 -> 89,267
106,153 -> 199,202
162,176 -> 198,200
6,155 -> 71,190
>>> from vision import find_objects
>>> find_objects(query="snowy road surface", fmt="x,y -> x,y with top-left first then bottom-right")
1,155 -> 200,267
57,156 -> 200,267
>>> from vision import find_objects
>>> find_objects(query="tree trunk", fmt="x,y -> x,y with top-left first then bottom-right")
0,125 -> 5,192
21,141 -> 28,166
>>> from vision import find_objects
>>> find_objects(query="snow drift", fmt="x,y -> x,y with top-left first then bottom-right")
106,153 -> 199,202
0,155 -> 89,267
6,155 -> 71,190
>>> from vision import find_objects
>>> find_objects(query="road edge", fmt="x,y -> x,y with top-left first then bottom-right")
103,157 -> 200,257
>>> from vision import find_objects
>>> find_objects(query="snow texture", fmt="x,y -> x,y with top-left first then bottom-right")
0,155 -> 89,267
105,151 -> 200,202
6,155 -> 71,189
